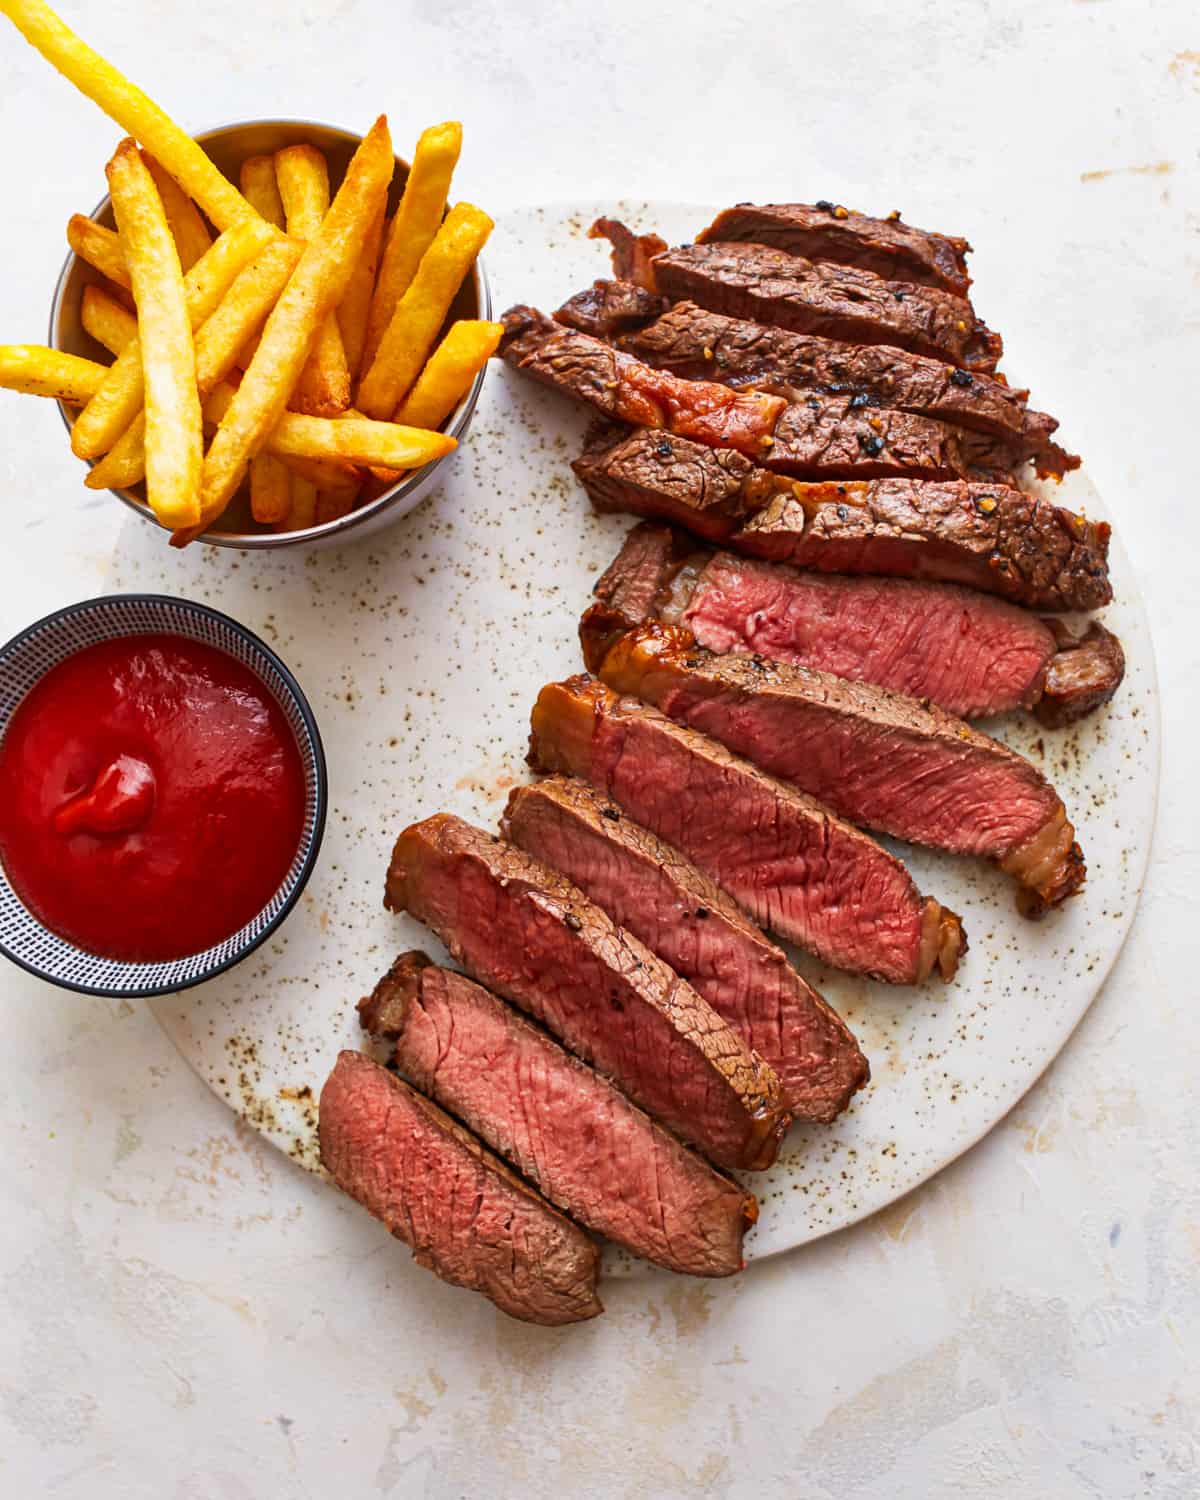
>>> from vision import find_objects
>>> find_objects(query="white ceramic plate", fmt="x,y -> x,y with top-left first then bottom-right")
106,202 -> 1160,1264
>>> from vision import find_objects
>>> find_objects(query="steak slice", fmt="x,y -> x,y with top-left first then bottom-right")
697,203 -> 973,296
621,302 -> 1077,478
318,1051 -> 602,1326
505,308 -> 1015,483
588,216 -> 668,291
528,677 -> 964,985
360,952 -> 755,1277
598,625 -> 1086,917
584,523 -> 1123,725
503,778 -> 869,1121
653,241 -> 1002,372
573,425 -> 1113,612
384,814 -> 788,1170
500,306 -> 784,459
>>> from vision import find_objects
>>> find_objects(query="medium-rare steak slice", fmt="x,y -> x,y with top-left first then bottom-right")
653,242 -> 1002,372
583,523 -> 1124,725
360,952 -> 755,1277
598,625 -> 1086,917
503,778 -> 869,1121
620,302 -> 1077,478
318,1051 -> 602,1327
573,425 -> 1113,612
500,306 -> 785,459
384,815 -> 788,1170
697,203 -> 973,296
528,677 -> 964,985
504,309 -> 1016,483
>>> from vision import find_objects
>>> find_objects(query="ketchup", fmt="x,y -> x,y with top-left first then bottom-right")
0,633 -> 307,961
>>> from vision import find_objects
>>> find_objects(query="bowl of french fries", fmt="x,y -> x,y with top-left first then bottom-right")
0,0 -> 497,547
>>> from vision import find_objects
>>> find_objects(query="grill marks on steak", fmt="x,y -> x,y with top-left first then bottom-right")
620,302 -> 1077,479
653,242 -> 1002,372
528,677 -> 965,985
384,814 -> 788,1171
584,523 -> 1123,725
557,278 -> 668,337
500,306 -> 784,459
503,777 -> 869,1121
697,203 -> 973,296
318,1051 -> 602,1326
597,625 -> 1086,916
504,308 -> 1016,483
359,953 -> 755,1277
573,425 -> 1113,612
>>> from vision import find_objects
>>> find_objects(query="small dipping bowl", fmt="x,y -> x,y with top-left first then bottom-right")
49,119 -> 492,549
0,595 -> 327,996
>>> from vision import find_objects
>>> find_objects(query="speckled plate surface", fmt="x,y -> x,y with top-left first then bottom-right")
106,202 -> 1159,1265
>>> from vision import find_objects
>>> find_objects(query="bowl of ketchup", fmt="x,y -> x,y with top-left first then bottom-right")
0,596 -> 326,996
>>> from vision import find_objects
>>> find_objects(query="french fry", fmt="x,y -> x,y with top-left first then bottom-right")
281,474 -> 317,531
0,0 -> 261,231
71,213 -> 273,458
357,201 -> 492,420
202,378 -> 454,468
275,144 -> 351,416
393,318 -> 501,429
362,121 -> 461,373
106,139 -> 202,528
66,214 -> 131,290
239,156 -> 285,230
276,452 -> 360,491
80,284 -> 137,355
337,201 -> 385,385
249,451 -> 291,524
141,151 -> 212,270
85,238 -> 303,491
189,117 -> 394,539
0,345 -> 107,402
315,485 -> 358,524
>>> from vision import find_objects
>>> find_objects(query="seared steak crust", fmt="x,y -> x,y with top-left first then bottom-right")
698,203 -> 973,296
360,954 -> 755,1276
622,302 -> 1076,478
557,277 -> 667,337
384,815 -> 788,1170
573,425 -> 1112,612
318,1051 -> 602,1326
598,625 -> 1086,916
528,676 -> 965,985
653,242 -> 1002,372
1036,620 -> 1127,729
503,778 -> 869,1121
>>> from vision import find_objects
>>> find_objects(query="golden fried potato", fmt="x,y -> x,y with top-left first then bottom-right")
357,201 -> 492,420
66,214 -> 131,291
0,345 -> 107,401
106,138 -> 202,528
338,201 -> 385,385
239,155 -> 286,231
141,151 -> 212,270
393,318 -> 501,429
80,283 -> 137,355
249,450 -> 291,524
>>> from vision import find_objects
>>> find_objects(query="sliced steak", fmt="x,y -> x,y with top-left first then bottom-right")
360,952 -> 754,1277
557,277 -> 667,337
504,308 -> 1015,483
500,306 -> 784,459
584,523 -> 1122,725
528,677 -> 964,985
503,778 -> 869,1121
384,814 -> 788,1170
697,203 -> 973,296
573,425 -> 1113,612
621,302 -> 1077,478
653,241 -> 1002,372
318,1051 -> 602,1326
1036,619 -> 1127,729
588,217 -> 667,291
598,624 -> 1086,917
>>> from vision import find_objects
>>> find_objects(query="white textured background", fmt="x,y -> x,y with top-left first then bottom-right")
0,2 -> 1196,1496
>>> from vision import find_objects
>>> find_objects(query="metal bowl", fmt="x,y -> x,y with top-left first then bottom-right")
49,119 -> 492,549
0,595 -> 327,996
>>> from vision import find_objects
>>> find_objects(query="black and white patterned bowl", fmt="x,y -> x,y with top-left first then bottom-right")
0,595 -> 327,997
